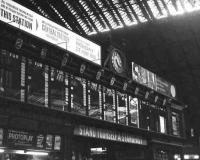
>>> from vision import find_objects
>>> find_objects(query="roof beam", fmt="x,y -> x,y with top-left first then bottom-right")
101,0 -> 120,26
179,0 -> 187,12
85,1 -> 106,29
48,0 -> 86,35
153,0 -> 164,15
160,0 -> 171,15
171,0 -> 178,11
65,1 -> 93,33
28,0 -> 49,18
135,0 -> 151,21
106,0 -> 126,26
16,0 -> 40,14
126,0 -> 141,23
71,1 -> 99,33
142,0 -> 155,19
118,0 -> 133,22
91,0 -> 113,30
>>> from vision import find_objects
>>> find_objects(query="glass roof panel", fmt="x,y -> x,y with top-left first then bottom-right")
184,0 -> 200,12
113,0 -> 133,25
62,0 -> 91,33
49,4 -> 72,30
156,0 -> 169,17
130,1 -> 148,22
25,0 -> 200,35
79,0 -> 105,31
28,0 -> 49,18
163,0 -> 180,15
147,0 -> 161,18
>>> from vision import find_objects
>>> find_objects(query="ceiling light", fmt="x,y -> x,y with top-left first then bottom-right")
0,149 -> 5,153
15,150 -> 25,154
26,151 -> 48,156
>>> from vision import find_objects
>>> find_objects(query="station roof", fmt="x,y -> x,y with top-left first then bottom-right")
13,0 -> 200,35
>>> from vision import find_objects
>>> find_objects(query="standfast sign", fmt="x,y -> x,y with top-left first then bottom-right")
74,125 -> 147,145
0,0 -> 101,65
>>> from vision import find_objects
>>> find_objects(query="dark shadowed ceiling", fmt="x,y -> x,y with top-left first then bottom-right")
13,0 -> 200,131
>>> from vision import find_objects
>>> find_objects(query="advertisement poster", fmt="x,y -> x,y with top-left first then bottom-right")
0,128 -> 3,146
36,134 -> 45,148
0,0 -> 101,65
132,62 -> 176,98
54,135 -> 61,151
46,134 -> 53,150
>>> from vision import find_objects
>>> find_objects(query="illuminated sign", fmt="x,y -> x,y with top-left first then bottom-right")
184,154 -> 199,160
0,0 -> 101,65
132,62 -> 176,98
74,125 -> 147,145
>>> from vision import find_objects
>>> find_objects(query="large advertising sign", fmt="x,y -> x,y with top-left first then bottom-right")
0,0 -> 101,65
132,62 -> 176,98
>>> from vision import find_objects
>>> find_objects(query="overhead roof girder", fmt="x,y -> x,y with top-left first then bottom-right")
67,2 -> 94,33
71,1 -> 99,33
118,0 -> 134,22
152,0 -> 164,15
126,0 -> 141,23
101,0 -> 120,26
142,0 -> 155,19
84,0 -> 107,29
171,0 -> 178,11
160,0 -> 171,15
179,0 -> 187,11
16,0 -> 41,15
91,0 -> 113,30
48,0 -> 86,35
106,0 -> 126,26
135,0 -> 151,21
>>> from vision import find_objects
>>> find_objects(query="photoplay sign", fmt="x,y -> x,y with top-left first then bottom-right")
0,0 -> 101,65
7,130 -> 34,147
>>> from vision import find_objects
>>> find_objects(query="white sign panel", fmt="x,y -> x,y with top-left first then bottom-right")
0,0 -> 101,65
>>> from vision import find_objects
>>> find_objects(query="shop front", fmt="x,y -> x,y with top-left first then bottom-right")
72,125 -> 148,160
0,128 -> 62,160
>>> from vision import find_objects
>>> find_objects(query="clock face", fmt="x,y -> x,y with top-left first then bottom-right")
111,50 -> 124,74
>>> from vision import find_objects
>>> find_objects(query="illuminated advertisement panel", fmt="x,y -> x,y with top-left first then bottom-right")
132,62 -> 176,98
0,0 -> 101,65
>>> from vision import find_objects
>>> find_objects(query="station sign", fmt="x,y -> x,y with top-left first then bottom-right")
132,62 -> 176,98
74,125 -> 147,145
0,0 -> 101,65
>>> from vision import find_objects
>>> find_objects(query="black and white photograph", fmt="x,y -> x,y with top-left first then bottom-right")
0,0 -> 200,159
